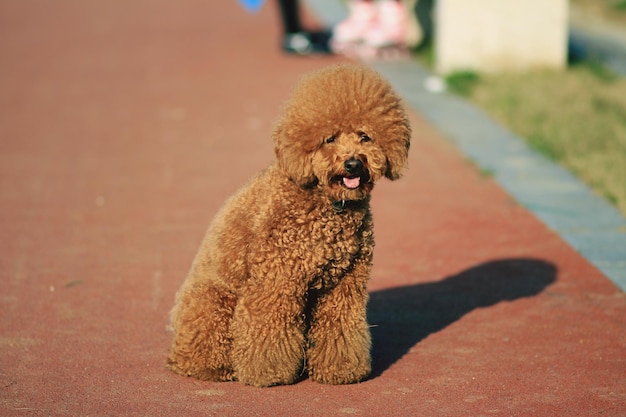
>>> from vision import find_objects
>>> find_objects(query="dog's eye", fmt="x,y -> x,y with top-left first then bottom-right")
325,136 -> 336,144
360,134 -> 371,143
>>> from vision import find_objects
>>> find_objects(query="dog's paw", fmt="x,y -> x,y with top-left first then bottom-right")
166,357 -> 235,382
235,367 -> 301,387
309,362 -> 371,385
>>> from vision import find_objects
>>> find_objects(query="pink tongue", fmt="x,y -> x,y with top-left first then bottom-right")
343,177 -> 360,189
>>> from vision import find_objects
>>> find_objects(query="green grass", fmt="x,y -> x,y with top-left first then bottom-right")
445,71 -> 480,96
614,0 -> 626,12
465,64 -> 626,216
572,0 -> 626,25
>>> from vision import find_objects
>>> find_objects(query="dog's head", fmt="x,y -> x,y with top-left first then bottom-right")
273,64 -> 411,203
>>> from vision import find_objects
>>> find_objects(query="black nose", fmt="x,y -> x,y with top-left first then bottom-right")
344,159 -> 363,174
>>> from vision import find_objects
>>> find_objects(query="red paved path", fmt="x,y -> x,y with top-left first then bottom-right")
1,1 -> 624,416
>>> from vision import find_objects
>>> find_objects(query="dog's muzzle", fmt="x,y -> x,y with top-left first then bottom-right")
342,158 -> 364,189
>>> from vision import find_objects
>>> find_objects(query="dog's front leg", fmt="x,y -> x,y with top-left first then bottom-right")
230,278 -> 307,387
306,258 -> 372,384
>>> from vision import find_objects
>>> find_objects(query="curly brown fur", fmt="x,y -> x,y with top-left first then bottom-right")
167,64 -> 411,387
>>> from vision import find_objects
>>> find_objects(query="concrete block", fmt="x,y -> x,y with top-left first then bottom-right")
435,0 -> 569,74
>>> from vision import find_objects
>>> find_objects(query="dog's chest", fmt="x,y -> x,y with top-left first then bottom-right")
248,201 -> 372,291
306,212 -> 372,290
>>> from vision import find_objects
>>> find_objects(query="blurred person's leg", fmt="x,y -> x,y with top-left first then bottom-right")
277,0 -> 332,55
363,0 -> 408,49
332,0 -> 422,59
332,0 -> 376,53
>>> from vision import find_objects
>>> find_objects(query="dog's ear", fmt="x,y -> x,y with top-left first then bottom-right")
383,112 -> 411,181
273,121 -> 317,186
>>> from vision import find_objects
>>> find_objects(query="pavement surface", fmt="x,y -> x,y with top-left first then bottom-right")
1,1 -> 625,416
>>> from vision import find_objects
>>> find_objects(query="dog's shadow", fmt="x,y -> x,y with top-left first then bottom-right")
367,258 -> 557,377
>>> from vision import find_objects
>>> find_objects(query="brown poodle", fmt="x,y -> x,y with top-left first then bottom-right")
167,64 -> 411,387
